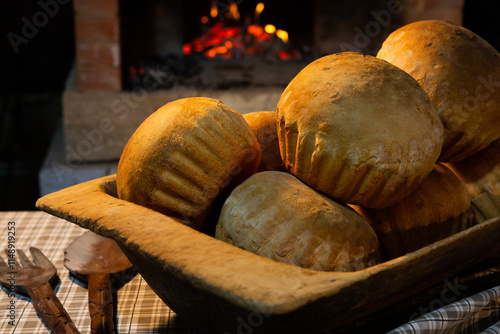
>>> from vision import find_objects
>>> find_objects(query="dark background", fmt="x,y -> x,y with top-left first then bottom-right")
0,0 -> 74,211
0,0 -> 498,211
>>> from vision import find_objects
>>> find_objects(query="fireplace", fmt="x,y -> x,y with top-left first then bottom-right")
62,0 -> 464,163
120,0 -> 315,91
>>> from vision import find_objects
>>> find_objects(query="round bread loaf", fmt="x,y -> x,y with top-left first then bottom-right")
215,171 -> 380,272
377,20 -> 500,162
116,97 -> 261,232
445,138 -> 500,225
353,163 -> 473,260
243,111 -> 284,172
277,51 -> 443,208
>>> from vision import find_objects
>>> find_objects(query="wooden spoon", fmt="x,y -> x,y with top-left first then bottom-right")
64,231 -> 132,334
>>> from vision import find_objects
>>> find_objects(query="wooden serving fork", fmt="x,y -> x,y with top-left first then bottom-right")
0,247 -> 81,334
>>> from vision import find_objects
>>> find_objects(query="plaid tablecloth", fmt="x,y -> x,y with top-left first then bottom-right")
0,211 -> 204,334
0,211 -> 499,334
387,286 -> 500,333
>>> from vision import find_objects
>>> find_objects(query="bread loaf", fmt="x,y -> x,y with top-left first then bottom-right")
377,20 -> 500,162
353,163 -> 473,260
446,138 -> 500,224
243,111 -> 284,172
277,52 -> 443,208
216,171 -> 380,272
116,97 -> 261,232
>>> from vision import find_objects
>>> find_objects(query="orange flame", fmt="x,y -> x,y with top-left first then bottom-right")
254,3 -> 265,21
264,24 -> 276,34
210,2 -> 218,18
276,29 -> 289,43
248,24 -> 264,37
183,2 -> 299,60
227,3 -> 240,21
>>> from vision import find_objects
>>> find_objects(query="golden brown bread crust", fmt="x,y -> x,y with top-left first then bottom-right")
243,111 -> 284,172
353,163 -> 473,260
116,97 -> 261,231
377,20 -> 500,162
215,171 -> 380,272
445,138 -> 500,224
277,52 -> 443,209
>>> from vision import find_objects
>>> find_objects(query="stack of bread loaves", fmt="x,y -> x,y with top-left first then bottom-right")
117,20 -> 500,271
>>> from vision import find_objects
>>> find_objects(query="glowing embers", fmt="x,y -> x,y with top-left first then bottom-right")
183,2 -> 300,60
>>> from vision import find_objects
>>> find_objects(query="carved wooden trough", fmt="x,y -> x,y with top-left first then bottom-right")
36,174 -> 500,334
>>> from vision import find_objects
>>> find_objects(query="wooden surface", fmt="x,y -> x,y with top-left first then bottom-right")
64,231 -> 131,276
36,175 -> 500,334
65,231 -> 132,334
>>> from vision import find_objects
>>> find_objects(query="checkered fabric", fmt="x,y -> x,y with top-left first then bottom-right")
387,285 -> 500,333
0,211 -> 204,334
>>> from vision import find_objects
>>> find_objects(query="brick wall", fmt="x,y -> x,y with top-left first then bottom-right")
70,0 -> 464,91
73,0 -> 121,91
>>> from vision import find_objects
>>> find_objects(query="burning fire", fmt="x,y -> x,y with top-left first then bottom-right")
183,2 -> 299,60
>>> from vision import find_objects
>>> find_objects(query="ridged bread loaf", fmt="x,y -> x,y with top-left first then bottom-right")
353,163 -> 473,260
116,97 -> 261,232
277,52 -> 443,208
446,138 -> 500,224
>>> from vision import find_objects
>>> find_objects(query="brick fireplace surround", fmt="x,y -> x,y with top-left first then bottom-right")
74,0 -> 121,91
39,0 -> 464,195
72,0 -> 464,93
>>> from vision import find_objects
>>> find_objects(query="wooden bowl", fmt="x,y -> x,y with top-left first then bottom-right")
36,175 -> 500,334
